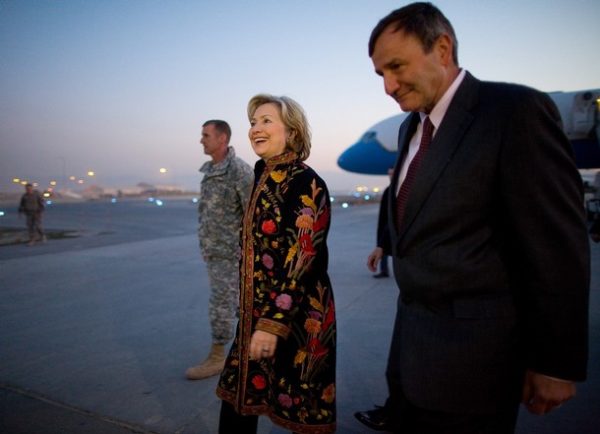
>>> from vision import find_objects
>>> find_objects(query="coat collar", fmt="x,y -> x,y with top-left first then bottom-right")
254,151 -> 298,175
199,146 -> 237,176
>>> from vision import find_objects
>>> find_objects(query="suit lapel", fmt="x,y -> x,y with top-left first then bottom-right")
388,113 -> 420,240
397,73 -> 480,241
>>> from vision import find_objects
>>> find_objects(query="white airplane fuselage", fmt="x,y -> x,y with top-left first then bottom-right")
338,89 -> 600,174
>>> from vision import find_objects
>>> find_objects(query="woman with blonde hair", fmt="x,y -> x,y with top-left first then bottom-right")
216,94 -> 336,433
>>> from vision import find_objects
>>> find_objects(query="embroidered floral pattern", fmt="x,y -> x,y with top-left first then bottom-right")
252,374 -> 267,390
276,294 -> 293,310
261,219 -> 277,234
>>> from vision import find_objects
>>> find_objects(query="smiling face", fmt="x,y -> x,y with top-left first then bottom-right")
248,103 -> 289,160
371,26 -> 453,113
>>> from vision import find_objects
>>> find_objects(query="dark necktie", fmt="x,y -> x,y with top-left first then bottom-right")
396,116 -> 434,229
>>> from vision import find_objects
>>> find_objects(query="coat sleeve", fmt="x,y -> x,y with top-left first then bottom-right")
377,187 -> 391,254
254,171 -> 331,339
499,88 -> 590,381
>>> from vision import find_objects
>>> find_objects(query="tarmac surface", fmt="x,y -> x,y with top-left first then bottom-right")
1,197 -> 599,433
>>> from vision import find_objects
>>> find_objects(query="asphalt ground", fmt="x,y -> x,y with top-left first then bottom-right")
1,198 -> 598,433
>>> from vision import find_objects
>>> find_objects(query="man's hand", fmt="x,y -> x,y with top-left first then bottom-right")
522,369 -> 576,415
367,247 -> 384,272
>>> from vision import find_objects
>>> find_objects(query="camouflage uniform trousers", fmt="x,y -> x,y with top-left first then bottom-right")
25,212 -> 44,240
205,257 -> 239,345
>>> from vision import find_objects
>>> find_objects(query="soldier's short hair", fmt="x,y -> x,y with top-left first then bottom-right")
247,94 -> 311,161
203,120 -> 231,144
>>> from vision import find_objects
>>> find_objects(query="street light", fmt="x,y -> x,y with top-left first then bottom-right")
159,168 -> 168,174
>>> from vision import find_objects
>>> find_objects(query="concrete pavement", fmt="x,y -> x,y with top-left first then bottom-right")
1,199 -> 598,433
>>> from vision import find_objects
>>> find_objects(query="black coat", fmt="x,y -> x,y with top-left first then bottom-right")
217,152 -> 336,433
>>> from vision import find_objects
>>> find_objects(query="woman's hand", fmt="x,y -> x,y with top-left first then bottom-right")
250,330 -> 278,360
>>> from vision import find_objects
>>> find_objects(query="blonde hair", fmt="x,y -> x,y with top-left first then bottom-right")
247,94 -> 311,161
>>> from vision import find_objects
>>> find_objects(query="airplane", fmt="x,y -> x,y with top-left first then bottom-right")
338,89 -> 600,174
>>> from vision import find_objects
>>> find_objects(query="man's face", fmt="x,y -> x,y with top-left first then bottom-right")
200,124 -> 225,159
371,26 -> 448,113
25,185 -> 33,194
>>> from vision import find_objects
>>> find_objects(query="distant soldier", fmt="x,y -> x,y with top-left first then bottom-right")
18,183 -> 46,246
186,120 -> 253,380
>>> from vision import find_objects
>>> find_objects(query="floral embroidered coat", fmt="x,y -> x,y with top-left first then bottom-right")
216,152 -> 336,434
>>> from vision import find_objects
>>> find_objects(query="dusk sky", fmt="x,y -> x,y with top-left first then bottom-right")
1,0 -> 599,193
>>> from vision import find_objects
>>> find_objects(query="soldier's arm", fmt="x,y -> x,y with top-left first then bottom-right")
236,162 -> 254,212
38,193 -> 45,211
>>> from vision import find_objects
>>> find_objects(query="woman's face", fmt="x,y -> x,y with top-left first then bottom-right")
249,103 -> 289,160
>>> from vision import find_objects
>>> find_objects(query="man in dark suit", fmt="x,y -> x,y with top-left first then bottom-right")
359,3 -> 590,433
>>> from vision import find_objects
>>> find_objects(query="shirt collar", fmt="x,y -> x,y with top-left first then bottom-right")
420,68 -> 466,130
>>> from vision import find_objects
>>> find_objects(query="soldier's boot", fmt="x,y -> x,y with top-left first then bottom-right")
185,344 -> 226,380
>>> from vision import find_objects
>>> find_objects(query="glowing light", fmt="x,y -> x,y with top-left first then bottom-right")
0,211 -> 5,217
87,171 -> 95,177
33,182 -> 38,187
342,202 -> 349,209
148,197 -> 155,202
330,196 -> 335,202
20,181 -> 27,185
43,192 -> 51,198
111,198 -> 117,203
159,168 -> 168,174
69,176 -> 76,181
50,181 -> 57,186
12,178 -> 20,183
77,179 -> 84,184
364,194 -> 371,200
372,187 -> 380,193
155,199 -> 164,206
192,197 -> 198,204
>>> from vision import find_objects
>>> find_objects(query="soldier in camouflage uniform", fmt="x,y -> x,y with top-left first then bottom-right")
186,119 -> 254,380
18,183 -> 46,246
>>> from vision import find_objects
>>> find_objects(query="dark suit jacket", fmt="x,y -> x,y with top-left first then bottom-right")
386,72 -> 590,414
377,186 -> 391,255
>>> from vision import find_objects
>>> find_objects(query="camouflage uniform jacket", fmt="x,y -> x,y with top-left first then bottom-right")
18,190 -> 45,214
198,146 -> 253,259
